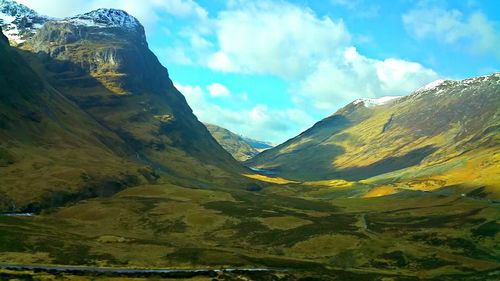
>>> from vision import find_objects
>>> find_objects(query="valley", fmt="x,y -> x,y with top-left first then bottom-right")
0,1 -> 499,280
0,181 -> 498,280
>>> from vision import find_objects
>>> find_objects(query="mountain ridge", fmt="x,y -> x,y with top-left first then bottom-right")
248,73 -> 500,196
204,123 -> 261,161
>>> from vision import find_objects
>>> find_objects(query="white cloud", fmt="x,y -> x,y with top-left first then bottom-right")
375,58 -> 439,94
403,7 -> 500,57
207,51 -> 239,72
296,48 -> 438,110
153,46 -> 194,65
208,0 -> 351,79
198,1 -> 439,110
206,83 -> 231,98
175,82 -> 314,143
153,0 -> 207,19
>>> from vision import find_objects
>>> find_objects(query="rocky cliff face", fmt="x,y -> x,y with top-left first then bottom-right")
29,9 -> 165,94
0,0 -> 48,44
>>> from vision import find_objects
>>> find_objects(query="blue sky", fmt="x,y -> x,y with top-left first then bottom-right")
19,0 -> 500,144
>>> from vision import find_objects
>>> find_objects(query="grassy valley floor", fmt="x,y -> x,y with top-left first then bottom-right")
0,178 -> 498,280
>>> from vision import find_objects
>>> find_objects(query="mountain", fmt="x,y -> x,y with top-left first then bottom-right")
0,24 -> 147,211
0,7 -> 246,212
248,74 -> 500,195
204,123 -> 260,161
0,0 -> 48,44
26,8 -> 243,174
242,136 -> 273,151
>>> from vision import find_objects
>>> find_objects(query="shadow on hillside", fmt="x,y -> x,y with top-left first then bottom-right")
333,145 -> 438,181
2,48 -> 174,212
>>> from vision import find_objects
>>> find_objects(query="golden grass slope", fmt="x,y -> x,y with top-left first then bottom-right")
248,74 -> 500,196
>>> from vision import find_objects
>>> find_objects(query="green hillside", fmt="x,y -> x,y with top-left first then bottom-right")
248,75 -> 500,197
0,10 -> 251,212
204,123 -> 260,161
0,26 -> 147,211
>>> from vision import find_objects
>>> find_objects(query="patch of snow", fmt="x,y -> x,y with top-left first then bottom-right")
415,79 -> 447,93
353,96 -> 402,107
61,8 -> 141,29
4,25 -> 23,42
462,72 -> 500,85
411,79 -> 455,98
0,0 -> 49,43
1,11 -> 22,43
0,11 -> 15,23
410,73 -> 499,99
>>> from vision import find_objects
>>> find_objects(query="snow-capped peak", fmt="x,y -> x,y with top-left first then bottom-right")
0,0 -> 36,16
461,72 -> 500,85
61,8 -> 141,29
0,0 -> 49,44
410,73 -> 499,99
415,79 -> 447,93
353,96 -> 402,107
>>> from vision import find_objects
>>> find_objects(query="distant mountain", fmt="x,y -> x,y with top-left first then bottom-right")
248,74 -> 500,194
242,137 -> 273,151
204,123 -> 261,161
0,7 -> 247,212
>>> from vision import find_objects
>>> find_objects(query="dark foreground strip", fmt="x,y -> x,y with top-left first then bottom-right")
0,264 -> 285,278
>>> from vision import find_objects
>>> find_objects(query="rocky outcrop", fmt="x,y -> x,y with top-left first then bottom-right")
0,26 -> 8,43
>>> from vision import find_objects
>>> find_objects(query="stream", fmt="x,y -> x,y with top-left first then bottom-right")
0,264 -> 285,275
0,213 -> 34,217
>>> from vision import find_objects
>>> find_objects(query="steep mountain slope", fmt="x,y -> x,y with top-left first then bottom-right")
204,123 -> 260,161
0,26 -> 145,211
22,9 -> 243,179
248,74 -> 500,193
0,7 -> 247,211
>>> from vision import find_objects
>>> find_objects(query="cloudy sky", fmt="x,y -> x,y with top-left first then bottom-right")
18,0 -> 500,144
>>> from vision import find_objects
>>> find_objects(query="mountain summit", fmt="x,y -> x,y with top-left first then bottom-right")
0,2 -> 141,44
61,8 -> 141,30
0,0 -> 48,43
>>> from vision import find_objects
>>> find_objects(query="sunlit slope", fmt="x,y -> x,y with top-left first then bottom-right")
248,74 -> 500,193
0,27 -> 145,210
204,123 -> 259,161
